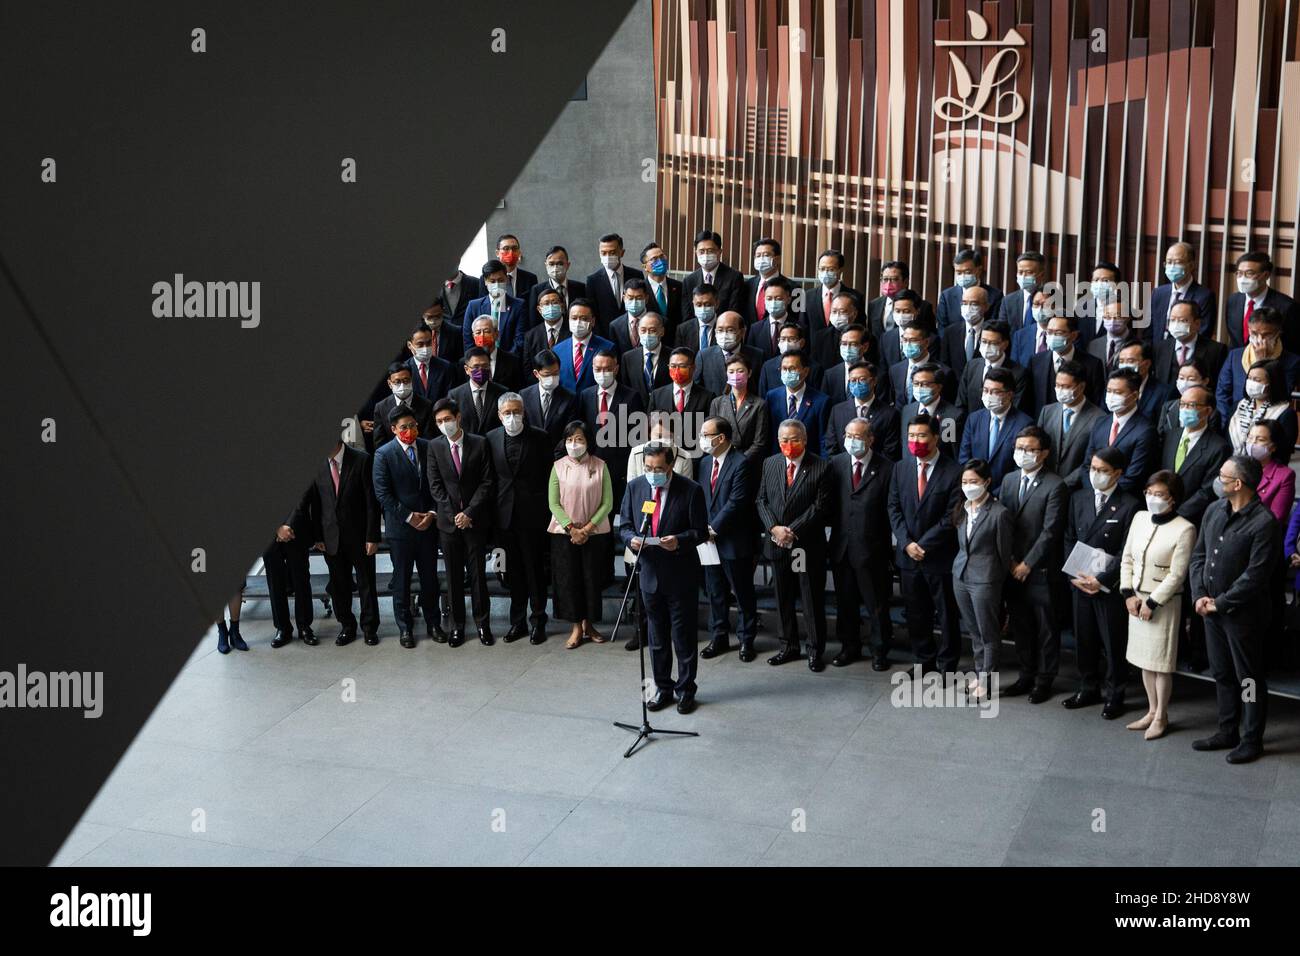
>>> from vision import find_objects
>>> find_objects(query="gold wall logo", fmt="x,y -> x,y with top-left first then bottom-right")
934,11 -> 1026,124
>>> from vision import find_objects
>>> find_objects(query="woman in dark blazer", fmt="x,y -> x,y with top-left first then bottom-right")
707,353 -> 770,462
951,458 -> 1014,698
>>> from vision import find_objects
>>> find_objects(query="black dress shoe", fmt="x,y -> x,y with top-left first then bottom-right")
216,622 -> 230,655
1225,741 -> 1262,764
1001,678 -> 1034,697
871,656 -> 890,672
1027,684 -> 1054,704
646,690 -> 674,711
701,640 -> 731,659
624,634 -> 642,651
399,630 -> 415,649
1192,731 -> 1240,752
767,646 -> 804,666
448,629 -> 465,648
676,693 -> 697,714
427,620 -> 448,643
299,628 -> 319,647
808,653 -> 826,672
831,649 -> 860,667
529,624 -> 547,645
270,629 -> 293,649
335,630 -> 357,647
228,623 -> 248,652
363,632 -> 379,646
502,624 -> 527,644
1062,690 -> 1102,709
478,626 -> 494,646
1101,697 -> 1125,720
738,643 -> 756,662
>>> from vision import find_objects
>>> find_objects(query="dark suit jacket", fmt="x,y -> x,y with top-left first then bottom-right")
504,268 -> 539,303
520,382 -> 577,450
957,407 -> 1035,488
486,349 -> 526,392
1037,400 -> 1105,487
758,353 -> 826,395
462,294 -> 527,354
618,473 -> 709,595
698,450 -> 757,558
1189,498 -> 1283,611
1086,333 -> 1139,372
824,398 -> 902,461
642,276 -> 684,333
607,313 -> 638,357
900,400 -> 966,460
1082,412 -> 1157,493
1064,487 -> 1141,592
888,356 -> 955,409
741,272 -> 794,327
765,385 -> 832,454
935,283 -> 1004,332
754,452 -> 832,560
524,278 -> 586,331
828,451 -> 893,566
696,344 -> 764,395
745,316 -> 784,360
1225,287 -> 1300,351
580,383 -> 645,489
373,392 -> 433,450
1148,281 -> 1216,343
998,468 -> 1065,582
486,425 -> 551,532
1160,425 -> 1232,525
308,446 -> 381,556
1136,378 -> 1176,425
521,320 -> 570,373
886,452 -> 962,567
867,293 -> 934,341
1152,334 -> 1228,386
620,345 -> 672,404
1027,348 -> 1106,415
651,382 -> 716,452
803,282 -> 863,330
372,437 -> 434,538
426,321 -> 465,367
441,272 -> 481,325
584,266 -> 645,328
426,432 -> 494,535
682,263 -> 746,315
449,381 -> 508,435
404,355 -> 453,404
708,390 -> 770,463
997,288 -> 1034,333
957,357 -> 1029,413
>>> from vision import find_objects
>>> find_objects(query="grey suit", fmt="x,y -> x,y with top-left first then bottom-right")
708,391 -> 770,462
1000,467 -> 1066,687
1038,400 -> 1104,488
952,497 -> 1014,673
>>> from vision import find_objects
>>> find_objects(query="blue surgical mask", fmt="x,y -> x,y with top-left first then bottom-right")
780,369 -> 802,388
1179,406 -> 1201,428
1017,275 -> 1038,292
1032,307 -> 1050,326
1091,280 -> 1116,302
848,380 -> 871,400
1047,334 -> 1069,353
955,273 -> 977,289
540,303 -> 563,322
641,333 -> 660,351
819,270 -> 839,287
626,298 -> 646,316
694,306 -> 716,324
913,386 -> 936,405
766,299 -> 787,318
840,344 -> 861,364
844,437 -> 867,457
648,257 -> 669,276
645,470 -> 668,489
1164,264 -> 1186,284
902,341 -> 923,360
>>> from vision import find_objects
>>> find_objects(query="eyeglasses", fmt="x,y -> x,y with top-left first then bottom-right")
1236,269 -> 1264,279
1177,401 -> 1205,410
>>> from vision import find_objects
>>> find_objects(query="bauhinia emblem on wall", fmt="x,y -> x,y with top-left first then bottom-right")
934,11 -> 1027,124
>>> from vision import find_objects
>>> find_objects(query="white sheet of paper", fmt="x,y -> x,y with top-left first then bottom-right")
1061,541 -> 1116,592
696,541 -> 721,566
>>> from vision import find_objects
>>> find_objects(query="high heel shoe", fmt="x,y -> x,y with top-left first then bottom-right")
1126,712 -> 1156,731
216,621 -> 230,655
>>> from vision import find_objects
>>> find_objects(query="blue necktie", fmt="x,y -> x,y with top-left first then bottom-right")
988,415 -> 1000,457
655,284 -> 667,314
644,351 -> 654,390
406,445 -> 417,467
1063,407 -> 1073,434
788,394 -> 797,418
700,327 -> 709,352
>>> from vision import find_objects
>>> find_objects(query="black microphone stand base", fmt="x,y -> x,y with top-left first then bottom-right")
611,510 -> 700,759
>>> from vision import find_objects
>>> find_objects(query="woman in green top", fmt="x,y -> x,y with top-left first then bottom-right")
547,421 -> 614,649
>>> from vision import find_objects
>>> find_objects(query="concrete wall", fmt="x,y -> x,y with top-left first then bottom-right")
485,0 -> 656,282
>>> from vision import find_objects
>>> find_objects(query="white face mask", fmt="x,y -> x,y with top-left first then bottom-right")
1105,392 -> 1128,414
777,340 -> 798,355
601,253 -> 621,271
982,392 -> 1009,414
566,441 -> 587,459
753,255 -> 773,274
501,413 -> 524,437
716,331 -> 739,351
1175,378 -> 1197,395
1168,321 -> 1191,340
413,346 -> 433,362
570,321 -> 591,339
697,251 -> 719,270
980,343 -> 1003,363
546,263 -> 567,281
1014,449 -> 1040,471
962,303 -> 982,323
1055,386 -> 1078,405
538,374 -> 558,392
829,311 -> 851,331
1237,275 -> 1260,296
438,420 -> 459,438
391,382 -> 413,400
961,482 -> 986,501
593,370 -> 615,389
1091,470 -> 1116,491
1145,495 -> 1170,515
486,281 -> 505,298
1245,379 -> 1268,399
698,435 -> 716,456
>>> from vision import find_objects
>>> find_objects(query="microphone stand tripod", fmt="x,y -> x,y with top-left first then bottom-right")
612,508 -> 700,758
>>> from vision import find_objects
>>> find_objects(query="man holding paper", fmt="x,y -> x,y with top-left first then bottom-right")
697,417 -> 759,662
620,442 -> 710,714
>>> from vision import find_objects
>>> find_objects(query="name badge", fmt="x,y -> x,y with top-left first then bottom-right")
1106,519 -> 1119,523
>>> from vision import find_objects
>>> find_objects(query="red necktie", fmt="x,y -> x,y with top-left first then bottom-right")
917,461 -> 928,498
419,362 -> 429,392
1109,417 -> 1120,444
852,460 -> 862,490
598,391 -> 609,426
711,458 -> 720,490
676,388 -> 685,412
1243,298 -> 1255,346
786,461 -> 796,486
756,281 -> 767,322
574,341 -> 585,380
651,488 -> 662,536
330,457 -> 340,495
823,289 -> 832,325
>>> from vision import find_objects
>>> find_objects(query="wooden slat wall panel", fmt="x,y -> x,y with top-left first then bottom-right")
651,0 -> 1300,332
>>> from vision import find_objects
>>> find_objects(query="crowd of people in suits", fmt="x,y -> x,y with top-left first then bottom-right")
214,231 -> 1300,757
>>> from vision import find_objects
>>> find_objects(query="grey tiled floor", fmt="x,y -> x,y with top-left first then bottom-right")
53,600 -> 1300,866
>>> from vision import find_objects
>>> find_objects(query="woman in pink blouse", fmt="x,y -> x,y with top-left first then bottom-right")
1245,419 -> 1296,523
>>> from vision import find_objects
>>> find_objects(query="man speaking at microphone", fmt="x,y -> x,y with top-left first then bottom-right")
620,441 -> 710,713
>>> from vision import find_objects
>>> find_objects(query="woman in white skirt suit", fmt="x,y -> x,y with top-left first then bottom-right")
1119,470 -> 1197,740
